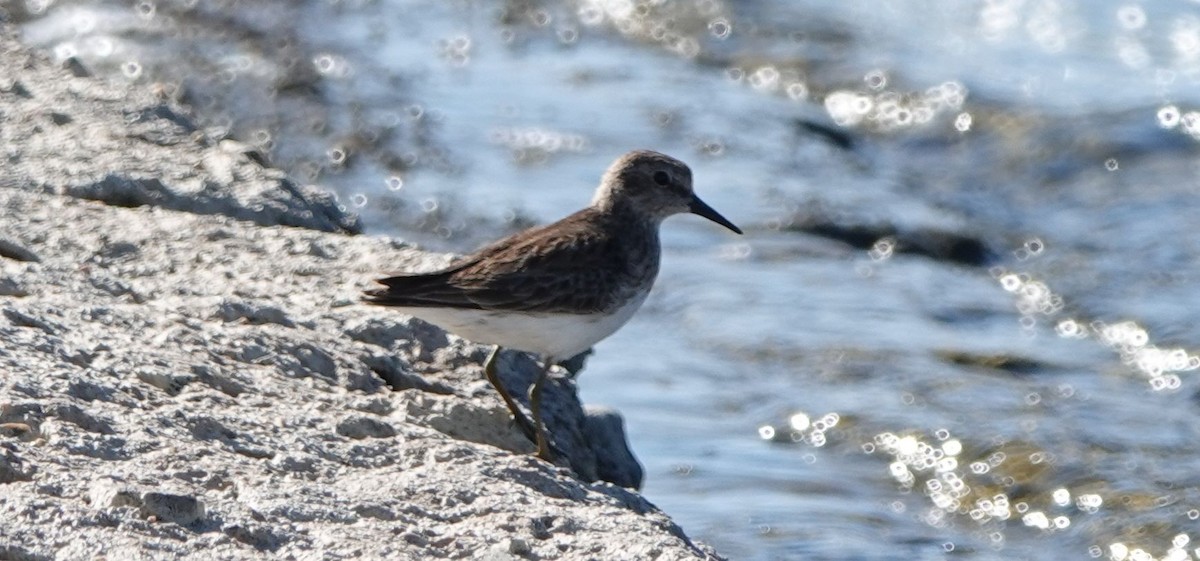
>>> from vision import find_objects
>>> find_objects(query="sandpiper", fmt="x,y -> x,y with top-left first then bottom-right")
364,150 -> 742,461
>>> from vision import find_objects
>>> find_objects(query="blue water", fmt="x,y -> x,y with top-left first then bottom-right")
18,1 -> 1200,558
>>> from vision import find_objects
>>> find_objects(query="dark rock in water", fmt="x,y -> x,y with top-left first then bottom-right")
935,350 -> 1051,377
795,118 -> 856,151
786,209 -> 993,267
899,228 -> 991,267
583,406 -> 645,489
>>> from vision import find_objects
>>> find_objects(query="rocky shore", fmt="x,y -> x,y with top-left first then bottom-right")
0,25 -> 721,560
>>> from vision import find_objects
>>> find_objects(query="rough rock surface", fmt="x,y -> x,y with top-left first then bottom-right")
0,28 -> 359,235
0,24 -> 721,561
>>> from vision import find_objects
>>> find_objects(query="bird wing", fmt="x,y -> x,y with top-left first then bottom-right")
363,268 -> 484,309
364,209 -> 643,314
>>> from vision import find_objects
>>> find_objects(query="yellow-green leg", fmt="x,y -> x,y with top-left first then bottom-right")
528,359 -> 555,462
483,346 -> 536,442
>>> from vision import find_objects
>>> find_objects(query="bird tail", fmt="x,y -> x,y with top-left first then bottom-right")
362,274 -> 480,309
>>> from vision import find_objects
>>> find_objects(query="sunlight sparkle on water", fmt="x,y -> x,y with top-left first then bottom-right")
1014,237 -> 1045,260
489,127 -> 588,161
978,0 -> 1021,40
1171,18 -> 1200,60
707,17 -> 731,39
1158,106 -> 1181,128
1117,5 -> 1147,30
1116,36 -> 1152,69
996,240 -> 1200,390
864,69 -> 888,90
733,64 -> 807,102
761,409 -> 840,447
824,91 -> 873,127
135,1 -> 155,20
785,82 -> 809,101
748,66 -> 781,91
823,80 -> 967,131
575,0 -> 718,58
121,61 -> 142,79
1094,320 -> 1198,388
1076,493 -> 1103,512
1052,487 -> 1071,506
955,112 -> 973,132
437,35 -> 472,67
868,237 -> 895,261
1105,541 -> 1200,561
770,412 -> 1200,557
313,53 -> 350,77
1179,111 -> 1200,140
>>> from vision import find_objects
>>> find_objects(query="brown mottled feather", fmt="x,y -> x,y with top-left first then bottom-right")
364,204 -> 659,314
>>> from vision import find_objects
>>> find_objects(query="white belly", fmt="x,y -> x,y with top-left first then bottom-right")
392,290 -> 650,360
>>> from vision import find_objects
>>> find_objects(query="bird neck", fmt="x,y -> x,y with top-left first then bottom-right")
592,196 -> 664,229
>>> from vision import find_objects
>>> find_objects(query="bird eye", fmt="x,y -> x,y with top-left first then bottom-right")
652,171 -> 670,186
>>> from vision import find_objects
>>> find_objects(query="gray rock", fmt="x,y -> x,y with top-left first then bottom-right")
0,446 -> 33,483
335,415 -> 398,439
0,277 -> 28,297
584,405 -> 645,489
0,22 -> 723,561
0,30 -> 359,235
89,480 -> 206,526
0,238 -> 40,263
141,492 -> 207,526
215,299 -> 296,327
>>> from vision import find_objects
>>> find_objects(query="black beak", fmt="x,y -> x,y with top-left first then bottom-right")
689,196 -> 743,235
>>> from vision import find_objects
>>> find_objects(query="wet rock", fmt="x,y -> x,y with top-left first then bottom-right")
796,117 -> 856,150
935,350 -> 1049,377
786,204 -> 993,267
583,406 -> 644,489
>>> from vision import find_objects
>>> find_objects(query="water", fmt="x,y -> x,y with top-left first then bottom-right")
16,1 -> 1200,559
